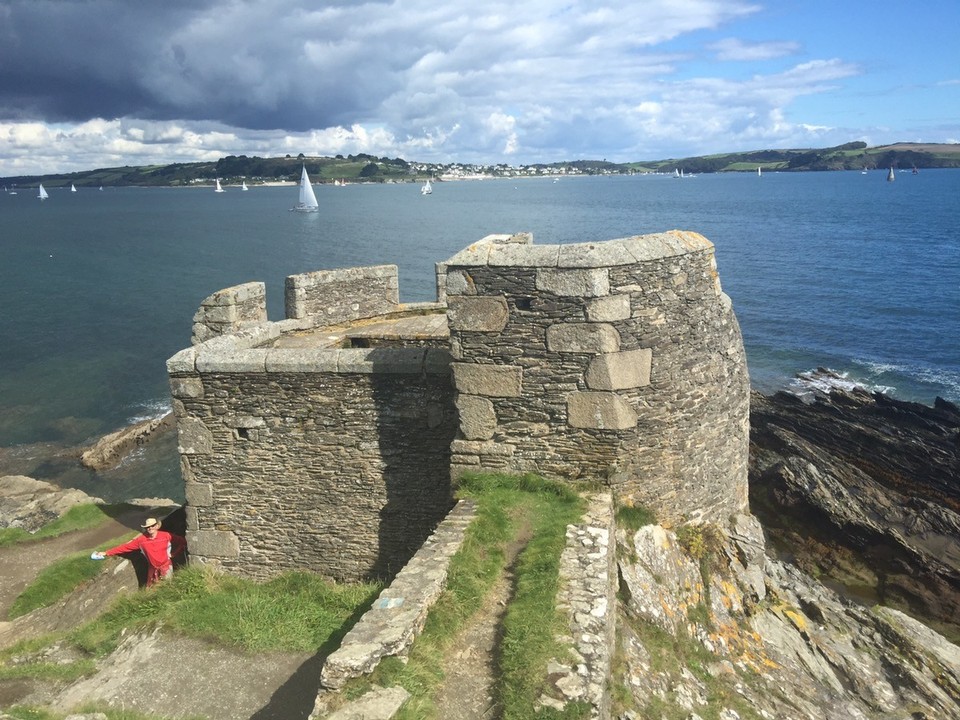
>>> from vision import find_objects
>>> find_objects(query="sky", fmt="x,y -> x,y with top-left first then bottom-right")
1,0 -> 958,176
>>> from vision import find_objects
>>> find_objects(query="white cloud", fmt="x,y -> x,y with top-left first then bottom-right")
0,0 -> 957,175
709,37 -> 800,61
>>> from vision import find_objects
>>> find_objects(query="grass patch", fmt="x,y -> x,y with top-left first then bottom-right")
615,503 -> 656,532
351,472 -> 585,720
8,551 -> 107,619
617,609 -> 765,720
0,503 -> 133,548
0,636 -> 97,689
496,489 -> 584,718
676,522 -> 725,618
69,567 -> 381,657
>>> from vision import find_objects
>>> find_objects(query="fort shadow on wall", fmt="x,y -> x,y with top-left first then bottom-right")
364,347 -> 458,580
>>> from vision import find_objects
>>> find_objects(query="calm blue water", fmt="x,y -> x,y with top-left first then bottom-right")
2,170 -> 959,500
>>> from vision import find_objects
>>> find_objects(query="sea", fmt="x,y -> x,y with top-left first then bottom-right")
2,169 -> 958,503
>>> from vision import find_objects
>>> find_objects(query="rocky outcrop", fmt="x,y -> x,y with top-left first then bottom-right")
0,475 -> 102,532
79,412 -> 175,471
616,514 -> 960,719
748,376 -> 960,632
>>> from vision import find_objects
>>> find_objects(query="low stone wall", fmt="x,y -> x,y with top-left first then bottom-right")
318,499 -> 477,691
539,492 -> 616,718
285,265 -> 400,323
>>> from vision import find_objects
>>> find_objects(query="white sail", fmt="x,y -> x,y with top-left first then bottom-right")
673,168 -> 680,178
241,181 -> 248,191
421,179 -> 432,195
37,184 -> 49,200
757,166 -> 762,177
292,165 -> 319,212
70,183 -> 77,192
215,178 -> 225,192
887,167 -> 895,182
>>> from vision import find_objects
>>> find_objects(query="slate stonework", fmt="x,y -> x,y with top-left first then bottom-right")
443,231 -> 749,524
168,230 -> 750,583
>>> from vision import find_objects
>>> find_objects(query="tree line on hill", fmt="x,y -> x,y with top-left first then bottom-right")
3,142 -> 958,188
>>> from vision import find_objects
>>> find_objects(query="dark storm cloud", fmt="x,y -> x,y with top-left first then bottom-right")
0,0 -> 390,130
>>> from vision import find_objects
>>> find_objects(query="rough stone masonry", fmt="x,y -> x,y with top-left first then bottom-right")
167,231 -> 750,582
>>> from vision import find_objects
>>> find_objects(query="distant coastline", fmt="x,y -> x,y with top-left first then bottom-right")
4,140 -> 959,189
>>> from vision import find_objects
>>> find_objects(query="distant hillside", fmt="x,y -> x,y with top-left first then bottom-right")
3,142 -> 959,188
627,141 -> 960,174
0,153 -> 417,189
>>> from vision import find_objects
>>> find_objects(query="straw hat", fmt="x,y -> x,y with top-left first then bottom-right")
141,517 -> 161,530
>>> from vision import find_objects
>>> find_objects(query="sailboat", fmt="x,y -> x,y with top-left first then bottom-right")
99,186 -> 103,191
673,168 -> 681,178
214,178 -> 225,193
757,166 -> 762,177
887,167 -> 895,183
37,184 -> 49,200
291,165 -> 319,212
70,183 -> 77,192
421,179 -> 433,195
241,181 -> 249,191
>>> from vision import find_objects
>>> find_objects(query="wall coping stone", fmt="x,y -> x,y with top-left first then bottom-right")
167,347 -> 198,374
442,230 -> 713,270
171,331 -> 454,375
320,499 -> 477,690
264,348 -> 340,373
195,348 -> 269,373
314,685 -> 411,720
197,281 -> 265,307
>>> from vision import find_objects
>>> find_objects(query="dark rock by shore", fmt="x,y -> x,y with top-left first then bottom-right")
749,371 -> 960,637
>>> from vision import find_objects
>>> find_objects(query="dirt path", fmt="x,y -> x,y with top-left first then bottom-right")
0,508 -> 145,618
434,523 -> 532,720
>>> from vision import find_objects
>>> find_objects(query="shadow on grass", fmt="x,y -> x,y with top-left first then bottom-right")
251,596 -> 374,720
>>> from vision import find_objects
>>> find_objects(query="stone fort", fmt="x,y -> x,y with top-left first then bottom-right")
166,231 -> 750,582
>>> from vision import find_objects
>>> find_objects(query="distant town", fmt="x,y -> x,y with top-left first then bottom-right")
2,141 -> 958,189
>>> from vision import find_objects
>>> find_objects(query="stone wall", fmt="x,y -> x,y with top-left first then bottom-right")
285,265 -> 399,324
168,230 -> 750,583
442,231 -> 750,524
168,335 -> 457,582
191,281 -> 267,345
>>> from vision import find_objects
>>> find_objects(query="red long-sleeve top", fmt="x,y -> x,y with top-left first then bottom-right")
105,530 -> 187,586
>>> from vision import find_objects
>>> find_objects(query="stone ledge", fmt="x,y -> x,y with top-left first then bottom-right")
313,685 -> 411,720
180,346 -> 453,375
319,499 -> 476,690
441,231 -> 714,270
538,491 -> 616,718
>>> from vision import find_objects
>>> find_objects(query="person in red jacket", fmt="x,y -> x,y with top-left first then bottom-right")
92,517 -> 186,587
